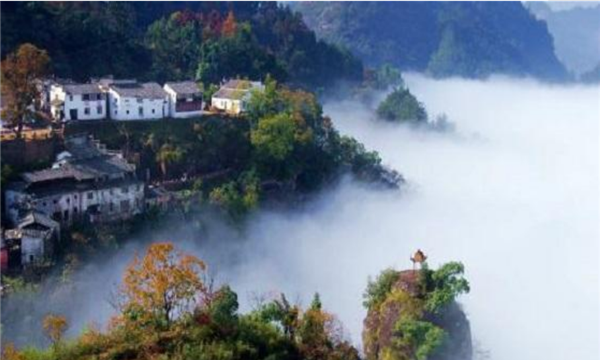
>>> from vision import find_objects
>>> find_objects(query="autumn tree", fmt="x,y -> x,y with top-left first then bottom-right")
0,43 -> 50,138
118,242 -> 207,329
221,11 -> 238,38
0,343 -> 25,360
42,313 -> 68,349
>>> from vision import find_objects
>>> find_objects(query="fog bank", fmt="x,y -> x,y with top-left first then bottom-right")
3,75 -> 599,360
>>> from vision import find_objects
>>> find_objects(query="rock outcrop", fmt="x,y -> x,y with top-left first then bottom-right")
362,269 -> 472,360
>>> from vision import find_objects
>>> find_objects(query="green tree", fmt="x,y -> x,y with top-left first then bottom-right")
377,87 -> 428,123
145,12 -> 203,82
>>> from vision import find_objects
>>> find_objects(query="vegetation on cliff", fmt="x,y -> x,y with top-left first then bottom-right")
362,262 -> 471,360
62,77 -> 400,220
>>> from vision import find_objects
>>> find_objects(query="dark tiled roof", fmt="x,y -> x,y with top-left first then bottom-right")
18,211 -> 59,231
111,82 -> 167,99
165,81 -> 201,95
62,83 -> 103,95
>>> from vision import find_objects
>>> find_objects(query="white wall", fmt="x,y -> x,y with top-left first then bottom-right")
50,85 -> 106,121
21,235 -> 44,265
109,90 -> 167,121
212,97 -> 243,114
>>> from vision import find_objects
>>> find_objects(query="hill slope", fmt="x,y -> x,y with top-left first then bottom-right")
296,2 -> 568,81
526,2 -> 600,75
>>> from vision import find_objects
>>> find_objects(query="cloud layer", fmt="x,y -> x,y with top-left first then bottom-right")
3,75 -> 598,360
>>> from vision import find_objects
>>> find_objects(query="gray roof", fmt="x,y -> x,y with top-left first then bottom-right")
18,211 -> 59,231
62,83 -> 103,95
111,82 -> 167,99
165,81 -> 201,95
213,80 -> 263,100
21,136 -> 134,185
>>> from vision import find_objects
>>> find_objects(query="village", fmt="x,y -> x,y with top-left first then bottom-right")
0,76 -> 265,273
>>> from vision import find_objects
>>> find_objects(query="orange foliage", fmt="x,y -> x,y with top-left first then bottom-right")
118,242 -> 207,329
42,313 -> 68,345
0,343 -> 24,360
221,11 -> 238,37
0,43 -> 50,137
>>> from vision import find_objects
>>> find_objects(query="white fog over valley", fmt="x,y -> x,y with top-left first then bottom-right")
4,75 -> 599,360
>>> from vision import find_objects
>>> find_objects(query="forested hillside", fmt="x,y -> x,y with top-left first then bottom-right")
0,2 -> 362,91
296,2 -> 569,81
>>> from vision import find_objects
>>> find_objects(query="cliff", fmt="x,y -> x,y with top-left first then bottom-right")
362,266 -> 472,360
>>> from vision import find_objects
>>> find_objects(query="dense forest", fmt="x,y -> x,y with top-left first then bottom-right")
0,2 -> 362,91
296,2 -> 569,81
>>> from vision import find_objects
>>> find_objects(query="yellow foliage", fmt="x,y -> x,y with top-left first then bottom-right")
1,343 -> 25,360
42,313 -> 68,345
118,242 -> 207,329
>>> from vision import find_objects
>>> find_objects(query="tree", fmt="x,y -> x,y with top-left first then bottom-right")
420,261 -> 470,313
0,43 -> 50,138
42,313 -> 68,349
119,242 -> 207,329
376,87 -> 428,123
251,113 -> 296,162
221,11 -> 238,37
394,319 -> 447,360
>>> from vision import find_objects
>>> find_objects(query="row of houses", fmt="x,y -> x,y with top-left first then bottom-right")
44,78 -> 264,122
1,134 -> 170,270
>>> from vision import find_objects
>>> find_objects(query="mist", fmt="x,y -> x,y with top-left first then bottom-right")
3,75 -> 599,360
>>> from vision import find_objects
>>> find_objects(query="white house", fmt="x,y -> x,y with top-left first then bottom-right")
164,81 -> 203,118
211,79 -> 264,115
5,135 -> 145,227
49,83 -> 107,122
107,81 -> 168,121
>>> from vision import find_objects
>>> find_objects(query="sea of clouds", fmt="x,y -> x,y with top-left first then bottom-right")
3,74 -> 598,360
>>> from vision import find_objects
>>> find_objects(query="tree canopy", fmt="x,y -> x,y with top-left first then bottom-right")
376,87 -> 428,123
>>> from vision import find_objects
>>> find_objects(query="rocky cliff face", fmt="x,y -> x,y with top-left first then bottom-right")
362,270 -> 472,360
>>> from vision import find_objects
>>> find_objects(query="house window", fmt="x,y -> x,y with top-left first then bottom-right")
87,192 -> 93,200
138,107 -> 143,116
66,198 -> 70,204
84,108 -> 90,115
74,194 -> 77,199
97,106 -> 102,114
74,207 -> 78,214
63,210 -> 69,220
152,109 -> 155,114
115,110 -> 117,115
83,94 -> 90,101
69,95 -> 73,101
126,110 -> 130,115
43,201 -> 47,207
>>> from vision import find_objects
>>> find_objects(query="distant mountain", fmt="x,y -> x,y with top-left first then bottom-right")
526,2 -> 600,75
581,63 -> 600,83
296,2 -> 569,81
